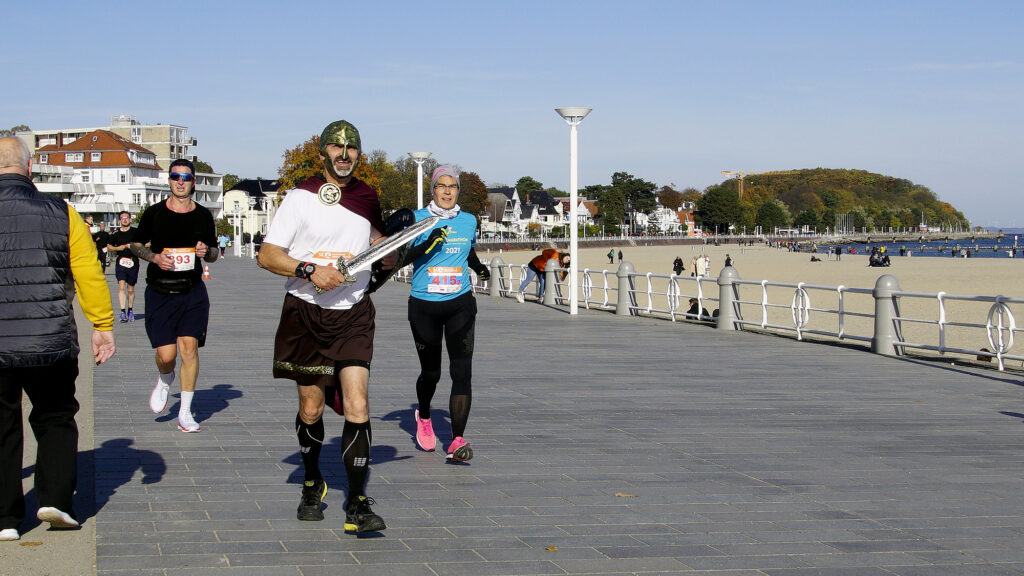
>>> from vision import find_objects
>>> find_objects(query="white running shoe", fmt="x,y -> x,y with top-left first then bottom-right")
515,291 -> 525,304
177,411 -> 201,433
37,507 -> 79,528
149,371 -> 173,413
0,528 -> 19,541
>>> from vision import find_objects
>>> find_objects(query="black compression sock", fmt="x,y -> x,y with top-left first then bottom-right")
341,420 -> 371,499
296,413 -> 324,482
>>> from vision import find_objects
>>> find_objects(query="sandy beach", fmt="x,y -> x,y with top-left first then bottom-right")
480,242 -> 1024,361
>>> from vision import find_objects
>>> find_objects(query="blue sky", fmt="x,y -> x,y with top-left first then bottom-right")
5,1 -> 1021,226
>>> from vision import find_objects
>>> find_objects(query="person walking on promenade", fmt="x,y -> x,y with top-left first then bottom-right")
92,222 -> 110,272
406,166 -> 489,462
257,120 -> 391,532
0,137 -> 116,541
516,248 -> 569,303
107,211 -> 139,323
130,159 -> 219,433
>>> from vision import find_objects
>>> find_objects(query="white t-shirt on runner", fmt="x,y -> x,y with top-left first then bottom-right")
264,189 -> 373,310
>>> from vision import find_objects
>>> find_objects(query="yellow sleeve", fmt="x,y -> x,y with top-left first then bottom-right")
67,205 -> 114,331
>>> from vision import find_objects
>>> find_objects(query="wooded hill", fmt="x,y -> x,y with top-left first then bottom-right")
702,168 -> 969,232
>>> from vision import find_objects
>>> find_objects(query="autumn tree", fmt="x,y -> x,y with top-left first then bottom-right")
277,135 -> 378,195
657,185 -> 684,211
458,171 -> 489,217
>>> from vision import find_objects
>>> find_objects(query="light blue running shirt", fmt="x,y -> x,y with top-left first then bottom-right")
408,208 -> 478,302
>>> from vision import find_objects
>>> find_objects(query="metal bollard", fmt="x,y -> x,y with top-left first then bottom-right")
489,256 -> 505,298
872,274 -> 904,356
716,266 -> 743,331
544,258 -> 559,306
616,261 -> 635,316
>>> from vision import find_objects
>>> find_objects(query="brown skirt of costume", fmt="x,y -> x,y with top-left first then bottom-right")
273,293 -> 375,391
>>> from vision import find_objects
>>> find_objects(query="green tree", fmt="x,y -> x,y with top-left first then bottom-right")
515,176 -> 545,202
755,199 -> 792,231
850,206 -> 873,230
222,173 -> 240,192
793,209 -> 821,231
597,188 -> 626,234
215,217 -> 233,236
0,124 -> 29,137
194,159 -> 214,173
582,184 -> 611,201
696,185 -> 740,234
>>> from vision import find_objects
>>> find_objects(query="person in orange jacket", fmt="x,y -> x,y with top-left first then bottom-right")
515,248 -> 570,303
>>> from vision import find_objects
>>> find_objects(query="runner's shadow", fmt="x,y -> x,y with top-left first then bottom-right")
20,438 -> 167,530
155,384 -> 242,424
380,404 -> 454,451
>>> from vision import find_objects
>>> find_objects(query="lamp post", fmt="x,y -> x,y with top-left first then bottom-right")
555,106 -> 591,316
409,151 -> 432,210
248,198 -> 257,259
231,204 -> 242,257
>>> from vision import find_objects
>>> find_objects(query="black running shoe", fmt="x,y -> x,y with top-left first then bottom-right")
344,496 -> 386,533
296,479 -> 327,521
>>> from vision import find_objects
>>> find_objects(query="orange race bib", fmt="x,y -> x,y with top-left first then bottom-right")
427,266 -> 463,294
311,250 -> 354,269
164,247 -> 196,272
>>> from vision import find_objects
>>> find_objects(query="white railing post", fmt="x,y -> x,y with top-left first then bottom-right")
872,274 -> 904,356
716,265 -> 742,331
489,256 -> 505,298
616,261 -> 635,316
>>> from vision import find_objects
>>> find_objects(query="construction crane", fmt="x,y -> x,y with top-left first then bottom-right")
721,169 -> 801,199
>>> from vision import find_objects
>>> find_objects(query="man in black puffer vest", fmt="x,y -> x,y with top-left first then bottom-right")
0,137 -> 116,542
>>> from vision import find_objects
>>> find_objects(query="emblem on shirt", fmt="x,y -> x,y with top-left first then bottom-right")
318,183 -> 341,206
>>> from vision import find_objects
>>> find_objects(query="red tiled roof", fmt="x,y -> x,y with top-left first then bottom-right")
36,129 -> 162,170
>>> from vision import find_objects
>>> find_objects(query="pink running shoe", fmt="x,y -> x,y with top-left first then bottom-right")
446,436 -> 473,462
415,411 -> 435,451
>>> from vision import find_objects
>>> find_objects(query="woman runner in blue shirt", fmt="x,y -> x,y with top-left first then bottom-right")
405,166 -> 489,462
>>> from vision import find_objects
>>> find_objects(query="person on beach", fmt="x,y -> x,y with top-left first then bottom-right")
406,166 -> 490,462
0,137 -> 116,540
672,256 -> 684,276
131,159 -> 219,433
257,120 -> 391,532
607,249 -> 615,264
516,248 -> 569,303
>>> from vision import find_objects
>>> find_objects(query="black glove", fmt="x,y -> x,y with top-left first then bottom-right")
467,248 -> 489,281
405,226 -> 449,262
476,267 -> 490,282
383,208 -> 416,236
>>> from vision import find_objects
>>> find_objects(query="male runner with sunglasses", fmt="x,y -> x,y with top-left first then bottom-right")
130,159 -> 219,432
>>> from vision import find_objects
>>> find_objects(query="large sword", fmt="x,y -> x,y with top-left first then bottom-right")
314,215 -> 441,293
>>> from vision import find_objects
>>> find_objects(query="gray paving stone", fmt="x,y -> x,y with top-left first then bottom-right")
81,256 -> 1024,576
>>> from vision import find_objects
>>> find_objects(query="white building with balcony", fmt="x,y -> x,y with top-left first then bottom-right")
32,129 -> 222,224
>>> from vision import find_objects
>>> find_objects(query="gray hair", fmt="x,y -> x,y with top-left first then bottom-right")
0,137 -> 31,171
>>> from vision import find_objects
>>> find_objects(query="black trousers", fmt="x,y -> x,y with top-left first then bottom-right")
0,360 -> 80,530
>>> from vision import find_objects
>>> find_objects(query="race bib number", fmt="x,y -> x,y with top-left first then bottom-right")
164,247 -> 196,272
118,257 -> 134,269
427,266 -> 462,294
311,250 -> 354,269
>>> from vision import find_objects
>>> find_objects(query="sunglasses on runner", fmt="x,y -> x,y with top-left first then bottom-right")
169,173 -> 195,182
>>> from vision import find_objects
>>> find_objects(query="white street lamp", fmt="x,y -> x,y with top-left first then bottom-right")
409,151 -> 432,210
555,106 -> 591,316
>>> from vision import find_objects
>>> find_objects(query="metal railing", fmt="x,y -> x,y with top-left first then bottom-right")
388,256 -> 1024,371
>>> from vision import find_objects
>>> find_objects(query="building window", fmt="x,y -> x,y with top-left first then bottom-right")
66,153 -> 83,162
80,172 -> 90,183
120,173 -> 127,183
132,193 -> 142,205
38,154 -> 48,164
91,152 -> 101,162
131,127 -> 142,143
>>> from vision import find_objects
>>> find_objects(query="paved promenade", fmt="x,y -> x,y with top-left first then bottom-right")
8,255 -> 1024,575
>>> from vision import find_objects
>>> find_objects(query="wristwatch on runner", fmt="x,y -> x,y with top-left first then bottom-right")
295,261 -> 316,280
